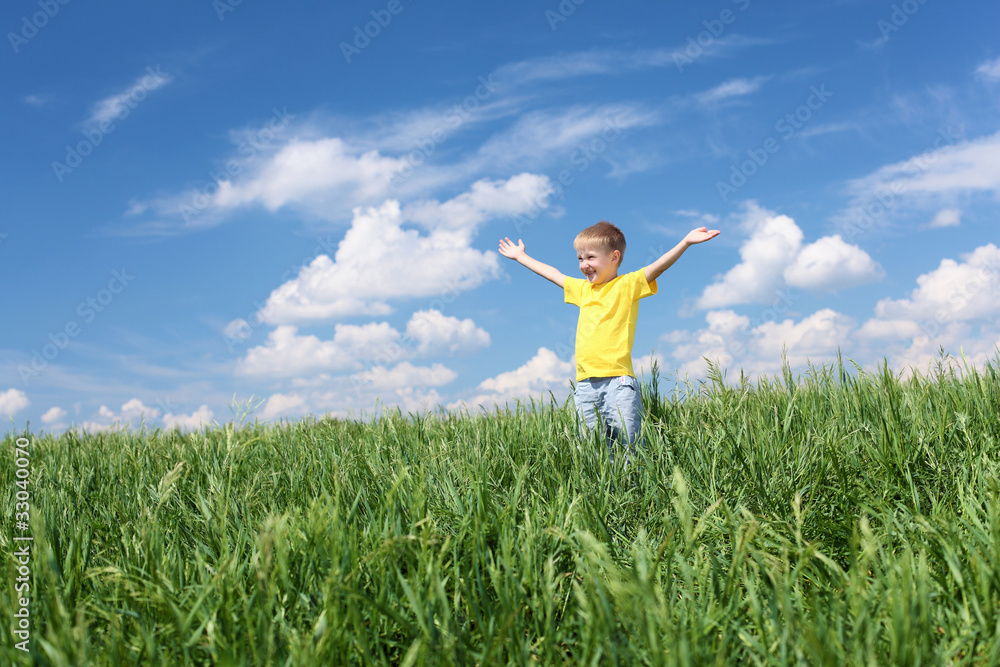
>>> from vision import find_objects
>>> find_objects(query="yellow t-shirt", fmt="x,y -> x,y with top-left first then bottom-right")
564,269 -> 657,381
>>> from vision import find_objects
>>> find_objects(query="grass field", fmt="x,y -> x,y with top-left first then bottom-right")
3,356 -> 1000,665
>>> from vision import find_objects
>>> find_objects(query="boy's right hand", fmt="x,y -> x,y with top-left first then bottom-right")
499,237 -> 525,260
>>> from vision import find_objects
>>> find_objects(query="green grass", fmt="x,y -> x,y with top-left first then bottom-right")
3,355 -> 1000,665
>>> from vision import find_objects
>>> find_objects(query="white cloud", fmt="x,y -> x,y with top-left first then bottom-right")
120,399 -> 161,421
697,202 -> 803,308
0,389 -> 29,416
699,203 -> 883,308
238,308 -> 490,380
473,105 -> 659,169
867,244 -> 1000,325
668,244 -> 1000,381
976,57 -> 1000,81
163,405 -> 215,431
76,399 -> 162,432
41,407 -> 66,424
259,393 -> 309,420
406,310 -> 490,356
235,324 -> 387,378
259,175 -> 551,324
838,130 -> 1000,232
752,309 -> 856,367
856,319 -> 922,340
333,322 -> 404,360
494,39 -> 773,84
783,234 -> 884,290
352,362 -> 457,392
675,209 -> 720,225
928,208 -> 961,228
888,323 -> 1000,376
88,66 -> 172,126
452,347 -> 574,410
696,76 -> 768,106
405,172 -> 555,229
75,421 -> 122,434
661,309 -> 749,378
211,137 -> 405,215
662,308 -> 855,378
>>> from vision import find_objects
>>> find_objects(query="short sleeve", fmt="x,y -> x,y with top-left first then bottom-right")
564,277 -> 585,305
631,270 -> 657,300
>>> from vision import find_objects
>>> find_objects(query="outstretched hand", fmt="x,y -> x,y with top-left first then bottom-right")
499,237 -> 525,260
684,227 -> 721,245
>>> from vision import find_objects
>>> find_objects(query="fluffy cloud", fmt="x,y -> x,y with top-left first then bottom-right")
452,347 -> 574,410
928,209 -> 962,228
259,174 -> 552,324
698,203 -> 883,308
351,362 -> 457,392
407,310 -> 491,356
211,138 -> 405,214
235,323 -> 400,378
406,173 -> 555,229
668,244 -> 1000,380
41,406 -> 66,424
855,243 -> 1000,371
237,310 -> 490,380
753,309 -> 857,367
120,399 -> 161,421
0,389 -> 30,416
783,235 -> 884,290
163,405 -> 215,431
697,203 -> 803,308
259,393 -> 309,420
867,244 -> 1000,325
72,398 -> 161,433
663,308 -> 855,378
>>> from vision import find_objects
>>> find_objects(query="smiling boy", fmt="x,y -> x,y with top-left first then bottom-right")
499,221 -> 719,458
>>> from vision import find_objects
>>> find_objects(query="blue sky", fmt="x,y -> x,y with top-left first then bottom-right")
3,0 -> 999,433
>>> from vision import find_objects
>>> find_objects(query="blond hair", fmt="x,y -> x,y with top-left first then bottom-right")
574,221 -> 626,261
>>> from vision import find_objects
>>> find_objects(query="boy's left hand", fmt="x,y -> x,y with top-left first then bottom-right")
684,227 -> 721,245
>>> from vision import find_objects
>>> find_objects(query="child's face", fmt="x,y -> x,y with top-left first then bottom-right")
576,244 -> 620,285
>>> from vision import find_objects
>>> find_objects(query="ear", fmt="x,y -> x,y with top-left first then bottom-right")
613,250 -> 621,265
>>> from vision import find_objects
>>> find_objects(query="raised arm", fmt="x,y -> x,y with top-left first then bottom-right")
644,227 -> 720,284
499,237 -> 567,288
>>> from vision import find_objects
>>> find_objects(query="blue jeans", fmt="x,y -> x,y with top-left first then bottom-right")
573,375 -> 643,463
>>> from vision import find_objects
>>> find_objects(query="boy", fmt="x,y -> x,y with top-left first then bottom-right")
499,221 -> 719,457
